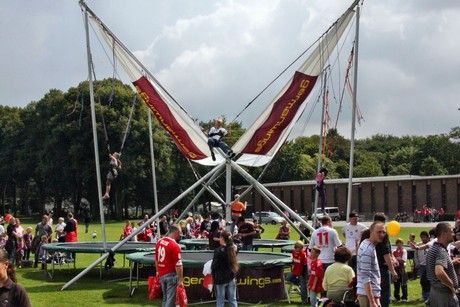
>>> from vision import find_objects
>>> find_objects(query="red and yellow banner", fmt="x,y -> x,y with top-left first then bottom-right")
240,71 -> 318,155
133,76 -> 208,160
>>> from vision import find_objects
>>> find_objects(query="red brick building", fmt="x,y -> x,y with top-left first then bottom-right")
239,175 -> 460,220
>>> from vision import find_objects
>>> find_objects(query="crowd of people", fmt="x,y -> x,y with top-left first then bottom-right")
413,205 -> 445,223
4,201 -> 460,306
121,202 -> 460,306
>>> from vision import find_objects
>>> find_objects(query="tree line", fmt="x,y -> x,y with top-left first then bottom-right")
1,78 -> 458,219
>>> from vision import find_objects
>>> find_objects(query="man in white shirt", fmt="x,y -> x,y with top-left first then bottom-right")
342,211 -> 367,271
310,215 -> 342,270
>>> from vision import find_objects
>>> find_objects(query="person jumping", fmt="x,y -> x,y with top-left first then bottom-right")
102,152 -> 122,200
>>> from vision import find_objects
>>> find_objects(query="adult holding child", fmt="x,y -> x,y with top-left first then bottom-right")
33,215 -> 52,268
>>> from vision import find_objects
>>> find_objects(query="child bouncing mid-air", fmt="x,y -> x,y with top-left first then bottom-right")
202,118 -> 235,161
315,167 -> 328,212
102,152 -> 122,200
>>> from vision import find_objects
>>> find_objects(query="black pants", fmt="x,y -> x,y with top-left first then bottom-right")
393,267 -> 408,300
380,266 -> 391,307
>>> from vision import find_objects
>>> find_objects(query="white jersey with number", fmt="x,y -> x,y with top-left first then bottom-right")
310,225 -> 342,264
342,222 -> 367,256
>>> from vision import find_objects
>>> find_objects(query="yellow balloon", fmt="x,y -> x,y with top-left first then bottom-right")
387,220 -> 401,236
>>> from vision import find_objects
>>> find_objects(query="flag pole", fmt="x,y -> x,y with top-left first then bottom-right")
346,3 -> 361,222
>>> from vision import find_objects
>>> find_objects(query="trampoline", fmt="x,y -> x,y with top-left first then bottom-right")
281,244 -> 296,253
179,238 -> 296,251
127,250 -> 292,302
42,241 -> 185,278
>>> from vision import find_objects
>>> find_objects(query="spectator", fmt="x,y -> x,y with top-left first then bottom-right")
200,213 -> 212,237
357,221 -> 386,307
0,249 -> 31,306
130,222 -> 138,242
155,225 -> 183,307
36,235 -> 50,270
323,247 -> 355,303
286,241 -> 309,305
64,213 -> 78,243
407,233 -> 417,279
308,246 -> 323,307
121,220 -> 132,240
415,231 -> 431,304
159,215 -> 169,238
234,217 -> 256,251
360,213 -> 398,307
84,209 -> 92,234
230,194 -> 246,235
392,238 -> 408,302
455,210 -> 460,221
208,221 -> 221,251
14,219 -> 25,268
309,216 -> 342,273
184,217 -> 194,239
217,214 -> 226,230
64,213 -> 78,260
253,218 -> 265,239
426,222 -> 459,306
34,215 -> 53,268
55,217 -> 66,242
47,211 -> 54,227
276,220 -> 290,240
5,218 -> 18,266
0,233 -> 6,250
23,227 -> 33,261
212,230 -> 239,307
439,207 -> 445,221
342,211 -> 367,272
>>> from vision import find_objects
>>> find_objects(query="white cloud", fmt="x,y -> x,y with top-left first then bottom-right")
0,0 -> 459,139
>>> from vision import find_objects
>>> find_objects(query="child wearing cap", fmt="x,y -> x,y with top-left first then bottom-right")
23,226 -> 34,261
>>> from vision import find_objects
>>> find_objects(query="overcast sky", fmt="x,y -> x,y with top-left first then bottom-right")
1,0 -> 459,140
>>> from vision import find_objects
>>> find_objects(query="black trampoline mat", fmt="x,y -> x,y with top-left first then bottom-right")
127,250 -> 292,266
43,241 -> 155,253
180,238 -> 296,247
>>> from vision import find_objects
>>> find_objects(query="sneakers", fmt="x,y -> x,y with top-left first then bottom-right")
402,299 -> 408,302
211,152 -> 216,161
227,150 -> 236,159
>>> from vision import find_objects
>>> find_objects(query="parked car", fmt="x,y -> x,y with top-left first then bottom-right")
311,207 -> 341,221
253,211 -> 285,225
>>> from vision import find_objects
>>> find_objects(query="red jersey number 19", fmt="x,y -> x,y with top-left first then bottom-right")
158,246 -> 166,263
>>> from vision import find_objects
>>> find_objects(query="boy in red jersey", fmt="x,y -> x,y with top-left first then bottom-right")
393,238 -> 408,302
286,241 -> 309,304
308,246 -> 323,307
155,224 -> 183,307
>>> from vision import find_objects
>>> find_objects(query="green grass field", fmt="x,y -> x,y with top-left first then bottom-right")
14,217 -> 436,306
